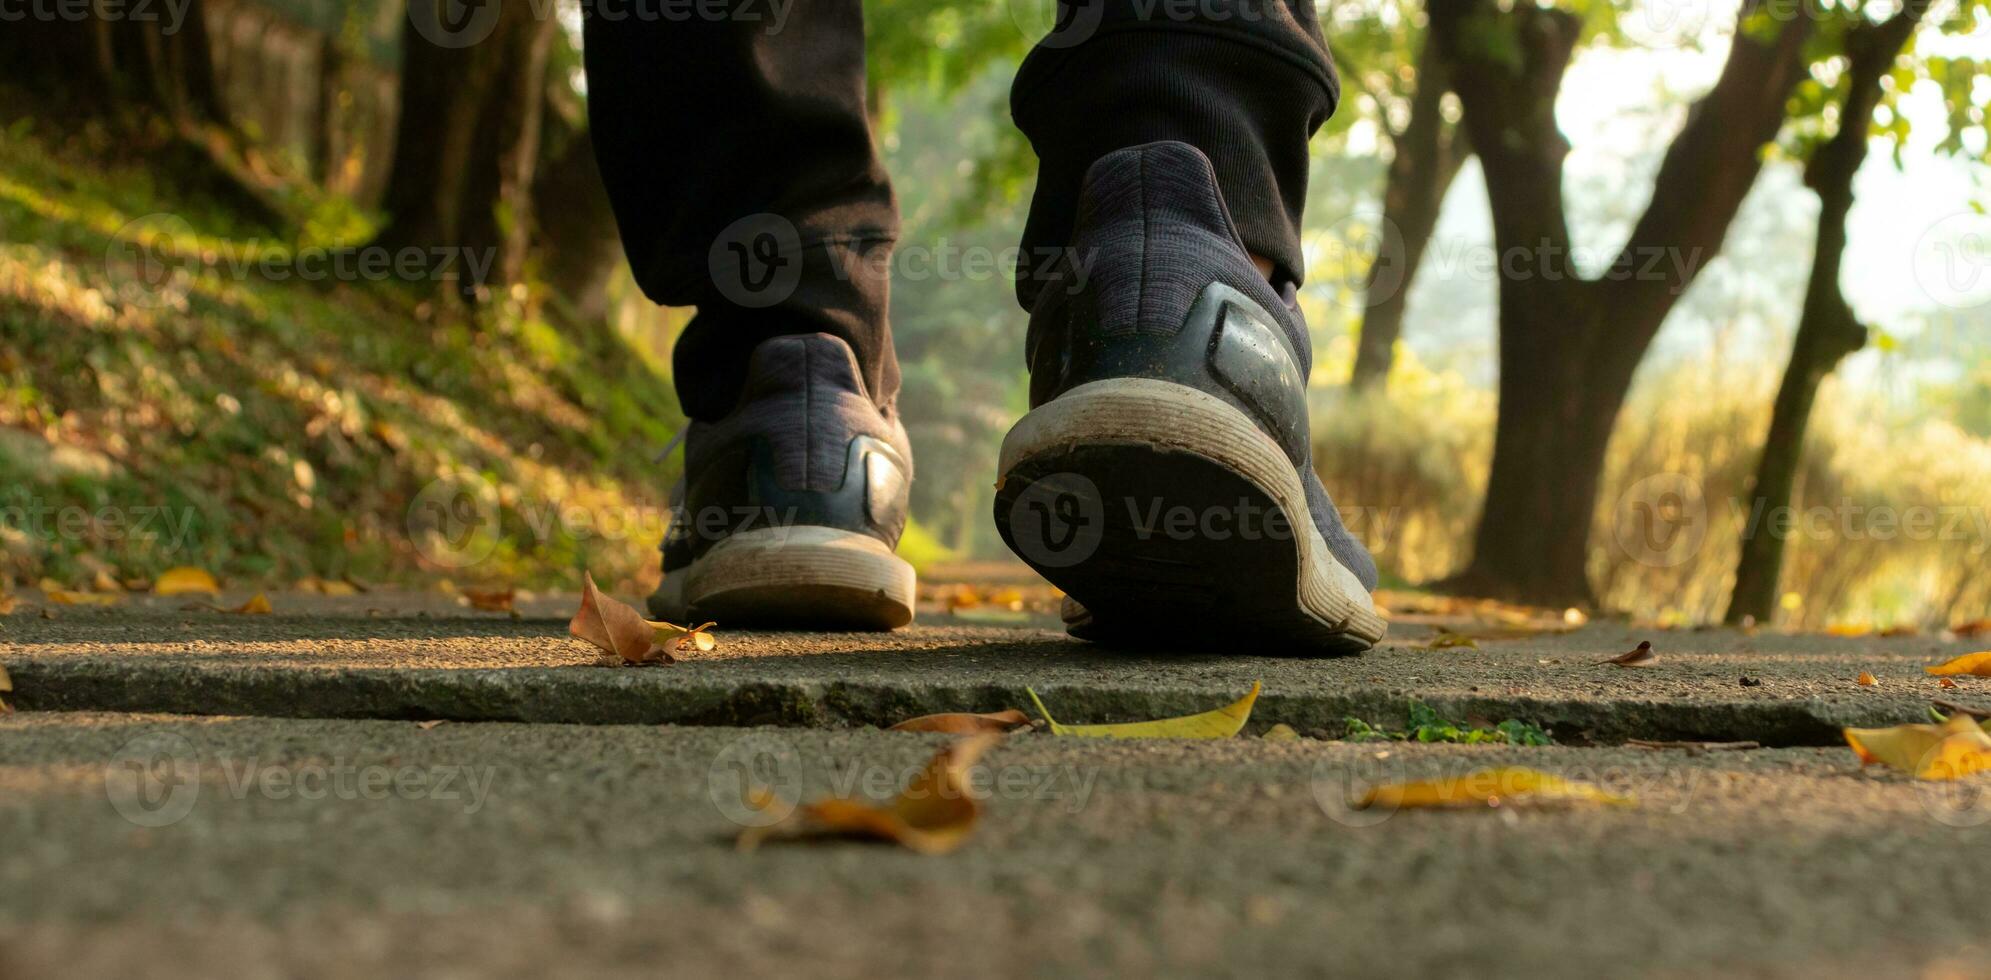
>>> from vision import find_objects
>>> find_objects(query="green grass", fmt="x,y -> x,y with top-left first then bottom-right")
1342,701 -> 1554,746
0,121 -> 684,592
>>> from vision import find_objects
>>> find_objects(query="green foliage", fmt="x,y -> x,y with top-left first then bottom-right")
0,123 -> 681,589
1342,701 -> 1554,745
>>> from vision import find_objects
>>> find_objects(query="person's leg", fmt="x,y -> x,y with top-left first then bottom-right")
583,0 -> 915,629
581,0 -> 900,421
994,1 -> 1388,651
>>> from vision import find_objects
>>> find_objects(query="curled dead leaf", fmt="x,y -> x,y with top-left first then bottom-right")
890,709 -> 1032,734
739,734 -> 1000,855
154,566 -> 222,596
1357,767 -> 1633,810
1926,652 -> 1991,678
1599,641 -> 1657,667
1857,671 -> 1879,687
654,620 -> 718,657
569,573 -> 676,665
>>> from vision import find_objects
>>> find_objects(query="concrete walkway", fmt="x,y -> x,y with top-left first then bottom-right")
4,712 -> 1987,978
5,589 -> 1990,978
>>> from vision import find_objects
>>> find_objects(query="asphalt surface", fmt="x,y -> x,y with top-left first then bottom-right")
3,591 -> 1984,744
4,713 -> 1988,979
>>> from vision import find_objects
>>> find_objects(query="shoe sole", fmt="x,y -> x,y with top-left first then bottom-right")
994,378 -> 1386,653
647,526 -> 916,630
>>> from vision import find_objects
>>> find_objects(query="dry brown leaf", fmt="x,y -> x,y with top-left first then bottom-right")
655,621 -> 719,657
1857,671 -> 1879,687
1926,652 -> 1991,678
1940,677 -> 1959,690
1425,631 -> 1478,650
739,734 -> 999,854
463,587 -> 516,613
1953,619 -> 1991,638
154,567 -> 222,596
1599,641 -> 1657,667
569,573 -> 673,665
416,720 -> 446,730
0,663 -> 12,714
889,709 -> 1032,734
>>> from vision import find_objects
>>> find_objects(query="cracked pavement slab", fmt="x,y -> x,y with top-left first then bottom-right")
3,594 -> 1985,743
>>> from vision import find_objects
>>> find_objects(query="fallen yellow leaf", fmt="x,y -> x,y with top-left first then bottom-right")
1926,652 -> 1991,678
91,569 -> 124,593
739,734 -> 999,855
154,567 -> 221,596
1358,767 -> 1634,810
1844,715 -> 1991,780
230,593 -> 273,615
890,709 -> 1032,734
1827,623 -> 1872,637
1026,682 -> 1260,738
1425,631 -> 1479,650
1858,671 -> 1879,687
44,588 -> 119,607
1262,723 -> 1302,741
569,573 -> 674,665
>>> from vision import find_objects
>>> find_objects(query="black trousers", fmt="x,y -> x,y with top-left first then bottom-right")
582,0 -> 1338,421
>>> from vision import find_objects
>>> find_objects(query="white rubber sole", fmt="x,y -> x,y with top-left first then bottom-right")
997,378 -> 1386,651
648,526 -> 916,630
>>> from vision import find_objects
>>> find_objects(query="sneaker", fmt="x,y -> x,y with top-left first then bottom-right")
649,333 -> 916,629
993,141 -> 1386,652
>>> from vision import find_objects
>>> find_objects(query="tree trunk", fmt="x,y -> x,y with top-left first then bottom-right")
1726,3 -> 1930,625
2,0 -> 226,125
1430,0 -> 1813,606
1350,32 -> 1471,391
373,0 -> 556,297
534,119 -> 623,323
314,32 -> 347,186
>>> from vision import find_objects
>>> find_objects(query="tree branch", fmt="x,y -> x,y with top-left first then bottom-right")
1604,2 -> 1815,334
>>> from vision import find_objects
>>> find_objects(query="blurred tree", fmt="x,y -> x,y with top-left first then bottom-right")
1728,0 -> 1988,625
372,0 -> 558,297
0,0 -> 228,125
1336,6 -> 1474,391
1430,0 -> 1813,606
532,28 -> 622,324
